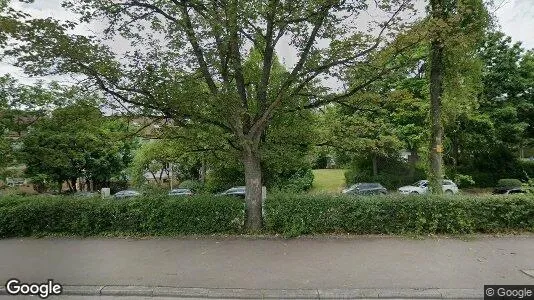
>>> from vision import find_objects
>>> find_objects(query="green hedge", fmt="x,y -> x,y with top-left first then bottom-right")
2,193 -> 534,238
264,193 -> 534,237
497,178 -> 523,188
0,195 -> 244,238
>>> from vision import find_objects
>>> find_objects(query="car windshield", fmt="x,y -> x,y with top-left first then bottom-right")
170,189 -> 189,193
413,180 -> 426,186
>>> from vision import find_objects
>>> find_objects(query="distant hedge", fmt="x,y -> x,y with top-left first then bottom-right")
0,195 -> 244,238
264,193 -> 534,237
497,178 -> 523,188
1,193 -> 534,238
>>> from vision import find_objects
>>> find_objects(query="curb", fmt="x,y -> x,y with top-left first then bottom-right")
0,285 -> 484,299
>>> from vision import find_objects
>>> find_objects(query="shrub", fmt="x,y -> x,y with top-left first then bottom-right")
0,195 -> 244,238
468,171 -> 496,188
344,158 -> 425,189
204,167 -> 244,193
3,193 -> 534,238
497,179 -> 523,188
178,180 -> 205,193
264,193 -> 534,237
519,160 -> 534,178
454,174 -> 476,188
270,169 -> 314,192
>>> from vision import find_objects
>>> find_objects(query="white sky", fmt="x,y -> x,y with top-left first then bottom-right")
1,0 -> 533,85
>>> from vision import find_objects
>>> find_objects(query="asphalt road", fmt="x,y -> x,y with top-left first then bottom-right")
0,236 -> 533,290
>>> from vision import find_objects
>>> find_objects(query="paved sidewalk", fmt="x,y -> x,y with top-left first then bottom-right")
0,236 -> 533,298
0,285 -> 488,299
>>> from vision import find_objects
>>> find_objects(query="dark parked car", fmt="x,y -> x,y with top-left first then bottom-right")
113,190 -> 141,199
168,188 -> 193,196
342,183 -> 387,195
218,186 -> 246,198
492,187 -> 527,195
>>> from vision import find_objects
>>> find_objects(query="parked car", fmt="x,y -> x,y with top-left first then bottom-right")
218,186 -> 246,198
492,187 -> 527,195
168,188 -> 193,196
398,180 -> 459,195
113,190 -> 141,199
342,183 -> 387,195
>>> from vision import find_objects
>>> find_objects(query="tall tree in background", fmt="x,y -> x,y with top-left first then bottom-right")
1,0 -> 417,230
428,0 -> 446,193
427,0 -> 488,192
21,103 -> 136,192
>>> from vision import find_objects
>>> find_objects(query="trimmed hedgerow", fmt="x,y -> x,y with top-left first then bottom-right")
0,195 -> 244,238
1,193 -> 534,238
497,179 -> 523,188
264,193 -> 534,237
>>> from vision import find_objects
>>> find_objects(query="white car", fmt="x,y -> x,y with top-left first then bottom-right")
398,180 -> 459,195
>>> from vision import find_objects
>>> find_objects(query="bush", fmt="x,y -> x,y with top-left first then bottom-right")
204,167 -> 244,193
523,176 -> 534,194
269,169 -> 314,192
344,158 -> 425,189
264,193 -> 534,237
0,195 -> 244,238
3,193 -> 534,238
178,180 -> 205,193
454,174 -> 476,188
468,171 -> 496,188
519,160 -> 534,178
497,179 -> 523,188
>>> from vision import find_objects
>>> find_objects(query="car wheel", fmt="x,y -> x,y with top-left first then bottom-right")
445,190 -> 453,195
410,191 -> 419,194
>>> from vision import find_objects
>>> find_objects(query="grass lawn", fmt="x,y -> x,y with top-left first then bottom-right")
311,169 -> 346,193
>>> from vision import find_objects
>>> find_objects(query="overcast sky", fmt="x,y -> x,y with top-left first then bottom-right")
1,0 -> 533,85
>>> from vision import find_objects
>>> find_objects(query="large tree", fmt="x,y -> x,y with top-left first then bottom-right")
1,0 -> 417,230
21,103 -> 135,192
426,0 -> 487,192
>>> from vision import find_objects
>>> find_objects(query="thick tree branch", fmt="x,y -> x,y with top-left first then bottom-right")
177,0 -> 219,95
248,4 -> 332,140
256,0 -> 278,117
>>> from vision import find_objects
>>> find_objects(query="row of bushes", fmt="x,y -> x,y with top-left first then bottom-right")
265,193 -> 534,236
0,193 -> 533,238
0,195 -> 244,238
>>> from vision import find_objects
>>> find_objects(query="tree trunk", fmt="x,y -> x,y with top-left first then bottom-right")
372,155 -> 378,177
68,178 -> 77,192
429,0 -> 445,194
243,147 -> 263,232
452,134 -> 459,170
408,149 -> 419,179
199,156 -> 206,183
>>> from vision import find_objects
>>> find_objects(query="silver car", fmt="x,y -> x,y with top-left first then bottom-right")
168,188 -> 193,196
113,190 -> 141,199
